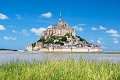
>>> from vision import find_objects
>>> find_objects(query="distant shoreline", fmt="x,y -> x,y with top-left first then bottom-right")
42,51 -> 120,54
1,51 -> 120,54
17,51 -> 120,54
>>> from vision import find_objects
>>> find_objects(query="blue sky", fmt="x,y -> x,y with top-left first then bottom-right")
0,0 -> 120,51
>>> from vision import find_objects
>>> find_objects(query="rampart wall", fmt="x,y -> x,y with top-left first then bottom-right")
40,47 -> 102,52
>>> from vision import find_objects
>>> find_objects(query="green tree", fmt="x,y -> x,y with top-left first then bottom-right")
51,36 -> 59,39
55,41 -> 59,44
76,35 -> 80,39
46,38 -> 54,44
39,37 -> 45,42
32,42 -> 36,49
61,36 -> 67,41
72,36 -> 75,39
76,35 -> 88,43
80,38 -> 84,41
60,42 -> 64,46
65,33 -> 71,38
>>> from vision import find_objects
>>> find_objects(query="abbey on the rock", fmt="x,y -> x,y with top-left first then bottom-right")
25,11 -> 102,52
42,11 -> 75,39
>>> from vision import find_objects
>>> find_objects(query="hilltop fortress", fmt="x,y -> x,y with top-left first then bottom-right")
26,11 -> 102,52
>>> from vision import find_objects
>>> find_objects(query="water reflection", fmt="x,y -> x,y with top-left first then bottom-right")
0,51 -> 120,63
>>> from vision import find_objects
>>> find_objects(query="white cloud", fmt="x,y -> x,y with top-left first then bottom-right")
12,30 -> 29,36
112,46 -> 120,49
0,13 -> 9,20
106,29 -> 118,34
91,27 -> 98,30
90,40 -> 94,42
99,26 -> 106,30
102,46 -> 107,49
99,37 -> 103,40
113,38 -> 117,40
0,25 -> 6,30
97,38 -> 103,44
106,29 -> 120,37
4,36 -> 16,40
30,27 -> 46,36
41,12 -> 52,18
73,26 -> 83,31
113,38 -> 118,44
73,26 -> 78,30
16,14 -> 21,19
47,25 -> 52,28
97,40 -> 101,44
30,25 -> 53,36
78,24 -> 87,26
12,30 -> 17,33
79,27 -> 83,31
111,33 -> 120,37
21,30 -> 30,36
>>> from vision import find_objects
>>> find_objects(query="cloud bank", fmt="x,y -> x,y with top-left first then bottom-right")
106,29 -> 120,37
12,30 -> 30,36
30,27 -> 46,36
4,36 -> 16,40
106,29 -> 118,34
73,26 -> 83,31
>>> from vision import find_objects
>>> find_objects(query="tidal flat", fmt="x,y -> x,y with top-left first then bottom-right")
0,51 -> 120,63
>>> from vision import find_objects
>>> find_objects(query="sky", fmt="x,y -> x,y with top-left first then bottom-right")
0,0 -> 120,51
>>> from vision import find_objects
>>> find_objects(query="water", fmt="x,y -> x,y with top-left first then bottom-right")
0,51 -> 120,63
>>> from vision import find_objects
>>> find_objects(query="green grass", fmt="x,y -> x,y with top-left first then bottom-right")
0,58 -> 120,80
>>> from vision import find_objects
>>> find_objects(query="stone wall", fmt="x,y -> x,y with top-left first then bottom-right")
40,48 -> 48,51
40,47 -> 102,52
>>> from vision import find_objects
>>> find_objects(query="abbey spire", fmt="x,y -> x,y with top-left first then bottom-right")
58,9 -> 62,23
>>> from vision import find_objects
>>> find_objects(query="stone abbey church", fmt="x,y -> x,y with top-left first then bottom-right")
42,12 -> 76,39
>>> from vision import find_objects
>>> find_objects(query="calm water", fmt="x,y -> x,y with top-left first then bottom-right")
0,51 -> 120,63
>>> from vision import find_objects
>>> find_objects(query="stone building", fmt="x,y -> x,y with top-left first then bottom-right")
25,44 -> 32,51
42,11 -> 75,39
33,42 -> 42,51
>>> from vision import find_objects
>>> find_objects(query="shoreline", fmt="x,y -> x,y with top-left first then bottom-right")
1,50 -> 120,54
8,51 -> 120,54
